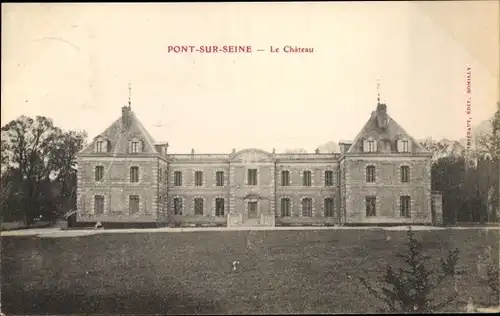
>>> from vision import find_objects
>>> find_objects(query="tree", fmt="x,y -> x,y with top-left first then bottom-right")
359,228 -> 460,313
1,116 -> 87,224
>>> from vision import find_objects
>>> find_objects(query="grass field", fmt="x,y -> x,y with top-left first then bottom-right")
1,229 -> 499,314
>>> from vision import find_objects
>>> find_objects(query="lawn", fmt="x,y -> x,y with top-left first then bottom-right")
1,229 -> 498,314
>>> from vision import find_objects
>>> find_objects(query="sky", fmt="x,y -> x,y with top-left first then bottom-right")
2,2 -> 499,154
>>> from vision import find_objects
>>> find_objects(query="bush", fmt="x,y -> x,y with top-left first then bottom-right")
359,227 -> 460,313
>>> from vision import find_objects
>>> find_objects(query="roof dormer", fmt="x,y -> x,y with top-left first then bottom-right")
129,136 -> 144,154
363,137 -> 377,153
94,135 -> 110,153
396,135 -> 411,153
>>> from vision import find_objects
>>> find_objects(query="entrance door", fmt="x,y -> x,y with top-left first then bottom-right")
248,202 -> 258,219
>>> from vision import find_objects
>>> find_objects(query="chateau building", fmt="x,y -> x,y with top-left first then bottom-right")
76,101 -> 443,227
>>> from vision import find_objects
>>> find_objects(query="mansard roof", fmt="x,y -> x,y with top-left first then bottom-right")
80,106 -> 158,156
347,103 -> 430,155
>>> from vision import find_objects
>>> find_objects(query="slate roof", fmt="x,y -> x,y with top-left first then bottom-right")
80,107 -> 158,155
347,104 -> 429,154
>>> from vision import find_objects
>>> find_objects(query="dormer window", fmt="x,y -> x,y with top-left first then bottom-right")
129,137 -> 143,153
397,139 -> 411,153
131,141 -> 139,153
363,139 -> 377,153
94,137 -> 108,153
96,141 -> 104,153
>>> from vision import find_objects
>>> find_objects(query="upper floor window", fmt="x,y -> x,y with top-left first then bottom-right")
174,171 -> 182,186
400,196 -> 411,218
164,170 -> 168,185
303,171 -> 312,186
366,196 -> 376,217
401,166 -> 410,183
281,171 -> 290,186
95,166 -> 104,182
195,171 -> 203,186
96,141 -> 104,153
248,169 -> 257,186
366,166 -> 376,183
325,170 -> 334,186
130,166 -> 139,183
159,168 -> 163,183
216,171 -> 224,187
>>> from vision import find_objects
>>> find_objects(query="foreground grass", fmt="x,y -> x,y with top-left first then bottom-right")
1,229 -> 498,314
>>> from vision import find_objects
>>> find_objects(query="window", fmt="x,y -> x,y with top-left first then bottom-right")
216,171 -> 224,187
174,171 -> 182,186
194,198 -> 204,215
364,139 -> 376,152
281,171 -> 290,186
324,198 -> 335,217
302,198 -> 312,217
130,167 -> 139,183
94,195 -> 104,215
248,169 -> 257,185
303,171 -> 312,186
195,171 -> 203,186
366,197 -> 376,217
401,166 -> 410,183
366,166 -> 376,183
173,198 -> 183,215
96,141 -> 104,153
248,201 -> 258,218
164,170 -> 168,185
129,195 -> 140,214
159,168 -> 163,183
95,166 -> 104,182
401,196 -> 411,218
215,198 -> 225,216
131,141 -> 139,153
281,198 -> 291,217
325,170 -> 334,186
402,140 -> 409,152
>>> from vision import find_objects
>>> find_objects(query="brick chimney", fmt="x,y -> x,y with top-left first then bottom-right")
121,106 -> 131,130
376,103 -> 388,129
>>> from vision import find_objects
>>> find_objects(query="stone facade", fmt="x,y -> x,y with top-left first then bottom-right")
76,103 -> 440,227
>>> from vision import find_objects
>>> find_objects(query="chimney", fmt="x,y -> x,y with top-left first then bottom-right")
232,148 -> 236,154
191,148 -> 195,155
315,148 -> 320,154
376,103 -> 388,129
272,148 -> 276,154
162,143 -> 169,156
121,106 -> 131,129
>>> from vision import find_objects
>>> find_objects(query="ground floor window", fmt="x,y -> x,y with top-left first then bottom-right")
194,198 -> 204,215
366,196 -> 376,217
400,196 -> 411,218
324,198 -> 334,217
129,195 -> 140,215
215,198 -> 225,216
94,195 -> 104,215
173,198 -> 183,215
302,198 -> 312,217
281,198 -> 291,217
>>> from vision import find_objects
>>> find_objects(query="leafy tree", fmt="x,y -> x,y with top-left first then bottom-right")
1,116 -> 86,224
359,228 -> 460,313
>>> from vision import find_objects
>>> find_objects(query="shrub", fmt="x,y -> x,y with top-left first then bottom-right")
359,227 -> 460,313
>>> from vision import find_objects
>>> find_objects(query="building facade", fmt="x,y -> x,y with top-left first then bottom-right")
76,103 -> 443,227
